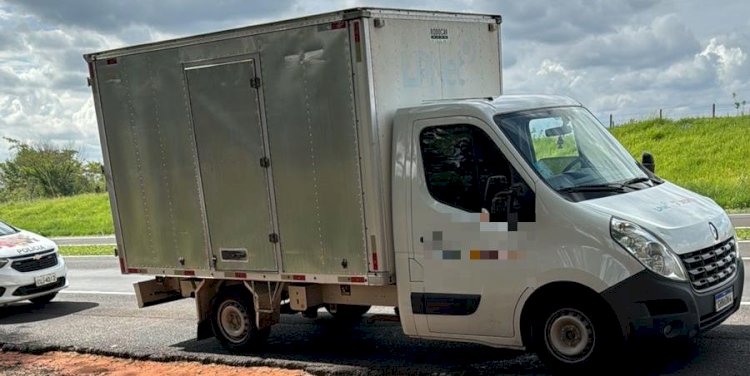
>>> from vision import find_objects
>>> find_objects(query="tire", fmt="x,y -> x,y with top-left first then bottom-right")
29,292 -> 58,305
532,297 -> 621,373
325,304 -> 371,321
210,288 -> 269,352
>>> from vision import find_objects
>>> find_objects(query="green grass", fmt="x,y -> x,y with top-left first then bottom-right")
58,245 -> 115,256
1,115 -> 749,237
737,228 -> 749,241
0,193 -> 113,237
610,116 -> 750,210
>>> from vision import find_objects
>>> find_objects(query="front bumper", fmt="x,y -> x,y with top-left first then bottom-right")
0,253 -> 68,305
602,260 -> 744,340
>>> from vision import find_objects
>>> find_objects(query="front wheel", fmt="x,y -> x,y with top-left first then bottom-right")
533,298 -> 620,372
210,289 -> 269,352
29,292 -> 58,305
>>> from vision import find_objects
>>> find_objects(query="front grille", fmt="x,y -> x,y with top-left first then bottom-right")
12,277 -> 66,296
680,238 -> 737,291
11,252 -> 58,272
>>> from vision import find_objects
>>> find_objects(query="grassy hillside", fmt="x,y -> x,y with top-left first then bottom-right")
0,193 -> 113,236
0,115 -> 748,239
610,116 -> 750,210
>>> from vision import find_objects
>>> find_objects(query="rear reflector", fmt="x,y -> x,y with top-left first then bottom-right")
235,272 -> 247,279
350,276 -> 367,283
330,21 -> 347,30
118,257 -> 126,274
353,21 -> 361,43
182,270 -> 196,276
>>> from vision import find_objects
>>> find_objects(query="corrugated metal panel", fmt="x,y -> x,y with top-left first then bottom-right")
260,24 -> 368,275
96,51 -> 209,270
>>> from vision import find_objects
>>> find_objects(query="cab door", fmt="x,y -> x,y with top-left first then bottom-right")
409,117 -> 535,338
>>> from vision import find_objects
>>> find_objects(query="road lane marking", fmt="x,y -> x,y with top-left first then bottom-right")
60,290 -> 135,296
58,291 -> 750,306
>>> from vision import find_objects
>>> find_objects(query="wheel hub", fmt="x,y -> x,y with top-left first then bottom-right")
545,308 -> 595,362
218,300 -> 249,343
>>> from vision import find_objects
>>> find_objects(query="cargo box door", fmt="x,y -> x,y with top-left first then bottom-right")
185,58 -> 277,272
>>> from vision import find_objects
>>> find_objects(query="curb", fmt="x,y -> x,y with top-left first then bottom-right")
0,343 -> 367,376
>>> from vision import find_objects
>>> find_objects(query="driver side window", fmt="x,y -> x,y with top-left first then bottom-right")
419,124 -> 535,225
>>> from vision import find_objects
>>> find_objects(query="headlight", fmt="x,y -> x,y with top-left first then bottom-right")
0,258 -> 8,268
610,217 -> 687,281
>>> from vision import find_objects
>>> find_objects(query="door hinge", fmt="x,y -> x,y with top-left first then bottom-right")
269,233 -> 279,243
260,157 -> 270,168
250,77 -> 261,89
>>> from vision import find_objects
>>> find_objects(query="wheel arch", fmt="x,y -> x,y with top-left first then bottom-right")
519,281 -> 620,349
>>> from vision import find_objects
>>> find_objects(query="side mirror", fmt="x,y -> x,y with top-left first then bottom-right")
641,152 -> 655,173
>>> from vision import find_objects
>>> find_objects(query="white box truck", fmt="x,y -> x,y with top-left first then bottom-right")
85,8 -> 743,371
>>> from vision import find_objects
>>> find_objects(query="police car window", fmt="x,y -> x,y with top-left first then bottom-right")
0,222 -> 18,236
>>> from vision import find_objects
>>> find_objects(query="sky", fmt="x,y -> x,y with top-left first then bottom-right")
1,0 -> 749,162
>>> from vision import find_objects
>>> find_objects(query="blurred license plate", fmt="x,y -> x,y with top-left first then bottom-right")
715,288 -> 734,312
34,273 -> 56,287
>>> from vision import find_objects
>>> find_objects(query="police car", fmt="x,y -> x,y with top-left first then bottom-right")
0,221 -> 67,306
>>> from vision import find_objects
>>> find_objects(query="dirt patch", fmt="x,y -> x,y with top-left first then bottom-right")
0,351 -> 310,376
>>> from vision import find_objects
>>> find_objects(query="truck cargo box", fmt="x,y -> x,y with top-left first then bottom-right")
86,8 -> 502,285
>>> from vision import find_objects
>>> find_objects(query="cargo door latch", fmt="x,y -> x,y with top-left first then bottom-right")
269,233 -> 279,243
250,77 -> 261,89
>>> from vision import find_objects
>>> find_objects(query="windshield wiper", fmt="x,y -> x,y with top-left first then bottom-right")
557,184 -> 627,193
620,177 -> 652,186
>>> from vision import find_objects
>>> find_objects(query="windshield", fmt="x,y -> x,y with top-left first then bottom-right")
494,106 -> 650,195
0,221 -> 19,236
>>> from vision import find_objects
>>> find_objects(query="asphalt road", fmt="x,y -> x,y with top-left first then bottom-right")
51,235 -> 116,246
1,257 -> 750,375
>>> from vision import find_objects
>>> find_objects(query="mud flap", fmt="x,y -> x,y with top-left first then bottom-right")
197,318 -> 213,340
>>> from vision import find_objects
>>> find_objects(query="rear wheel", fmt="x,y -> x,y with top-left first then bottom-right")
29,292 -> 58,305
325,304 -> 371,321
210,288 -> 269,352
533,298 -> 620,372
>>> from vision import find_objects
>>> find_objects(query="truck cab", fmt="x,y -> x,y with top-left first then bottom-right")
392,95 -> 743,370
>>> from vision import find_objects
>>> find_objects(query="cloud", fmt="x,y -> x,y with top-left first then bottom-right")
4,0 -> 300,34
700,38 -> 747,82
471,0 -> 659,44
1,0 -> 749,163
564,14 -> 699,70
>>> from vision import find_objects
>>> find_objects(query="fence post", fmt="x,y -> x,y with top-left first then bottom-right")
609,114 -> 613,127
712,103 -> 716,118
659,109 -> 662,120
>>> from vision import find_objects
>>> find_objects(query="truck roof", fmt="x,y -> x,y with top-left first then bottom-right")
412,95 -> 582,116
84,7 -> 501,61
488,95 -> 582,114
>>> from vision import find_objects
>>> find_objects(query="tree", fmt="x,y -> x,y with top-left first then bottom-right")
0,138 -> 103,201
732,93 -> 745,115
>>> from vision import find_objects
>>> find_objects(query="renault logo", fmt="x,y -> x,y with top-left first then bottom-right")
708,222 -> 719,241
